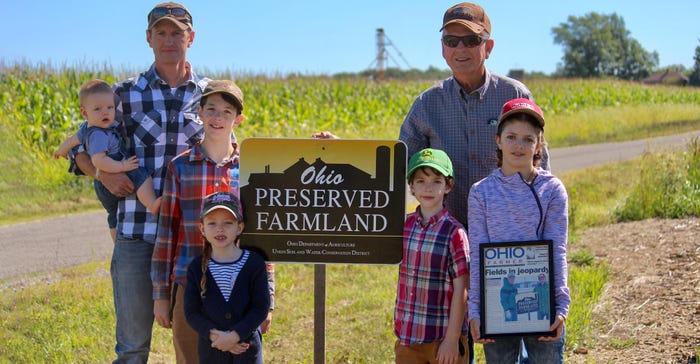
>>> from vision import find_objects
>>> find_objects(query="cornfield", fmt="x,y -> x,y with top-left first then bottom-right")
1,64 -> 699,191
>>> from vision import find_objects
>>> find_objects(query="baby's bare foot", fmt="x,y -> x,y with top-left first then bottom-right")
148,197 -> 162,215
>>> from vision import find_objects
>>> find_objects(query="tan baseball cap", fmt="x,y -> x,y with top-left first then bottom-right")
202,80 -> 244,112
147,2 -> 193,30
440,2 -> 491,36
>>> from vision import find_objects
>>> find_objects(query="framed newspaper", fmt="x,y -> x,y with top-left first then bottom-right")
479,240 -> 555,338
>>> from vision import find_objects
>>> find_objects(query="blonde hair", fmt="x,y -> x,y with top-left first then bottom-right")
78,79 -> 114,106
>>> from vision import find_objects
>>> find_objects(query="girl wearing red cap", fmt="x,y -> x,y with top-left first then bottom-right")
467,98 -> 570,363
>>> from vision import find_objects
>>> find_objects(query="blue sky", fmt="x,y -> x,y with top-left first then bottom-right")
3,1 -> 698,76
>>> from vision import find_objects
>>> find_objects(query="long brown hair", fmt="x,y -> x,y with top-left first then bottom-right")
496,114 -> 547,168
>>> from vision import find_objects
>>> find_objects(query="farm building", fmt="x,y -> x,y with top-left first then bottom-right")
642,69 -> 689,86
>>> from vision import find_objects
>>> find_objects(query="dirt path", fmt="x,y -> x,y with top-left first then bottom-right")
1,130 -> 698,281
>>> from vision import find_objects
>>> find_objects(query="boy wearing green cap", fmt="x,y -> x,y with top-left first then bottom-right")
394,148 -> 470,363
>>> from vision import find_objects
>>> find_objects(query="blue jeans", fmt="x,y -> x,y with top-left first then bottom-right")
111,238 -> 155,364
484,327 -> 565,364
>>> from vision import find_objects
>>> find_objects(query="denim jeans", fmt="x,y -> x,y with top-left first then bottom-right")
484,327 -> 565,364
111,238 -> 155,364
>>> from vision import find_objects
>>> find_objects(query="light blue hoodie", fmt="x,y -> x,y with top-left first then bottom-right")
467,168 -> 571,320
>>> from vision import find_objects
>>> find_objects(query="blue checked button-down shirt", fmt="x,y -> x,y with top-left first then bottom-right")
114,63 -> 211,242
399,70 -> 548,226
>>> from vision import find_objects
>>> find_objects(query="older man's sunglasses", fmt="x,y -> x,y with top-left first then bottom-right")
442,34 -> 487,48
148,7 -> 191,24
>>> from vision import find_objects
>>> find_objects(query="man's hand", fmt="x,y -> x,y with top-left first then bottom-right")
311,131 -> 339,139
99,170 -> 134,197
153,299 -> 172,328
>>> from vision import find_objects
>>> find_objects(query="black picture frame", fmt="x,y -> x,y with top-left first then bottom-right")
479,240 -> 555,338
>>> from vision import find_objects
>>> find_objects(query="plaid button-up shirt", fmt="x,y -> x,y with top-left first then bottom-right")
115,62 -> 210,242
394,207 -> 469,346
399,70 -> 549,226
151,142 -> 240,300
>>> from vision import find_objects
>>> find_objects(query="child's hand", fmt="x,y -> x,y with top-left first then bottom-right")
538,314 -> 566,342
228,342 -> 250,355
436,338 -> 460,364
209,329 -> 222,343
260,311 -> 272,334
54,148 -> 69,160
469,318 -> 494,344
121,156 -> 139,172
210,329 -> 245,353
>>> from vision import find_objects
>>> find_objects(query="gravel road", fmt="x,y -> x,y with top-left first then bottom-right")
1,131 -> 698,281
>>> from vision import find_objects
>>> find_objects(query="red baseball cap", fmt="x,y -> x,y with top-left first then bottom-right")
498,98 -> 545,128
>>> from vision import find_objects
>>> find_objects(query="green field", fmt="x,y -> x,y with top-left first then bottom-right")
2,65 -> 700,224
1,65 -> 699,362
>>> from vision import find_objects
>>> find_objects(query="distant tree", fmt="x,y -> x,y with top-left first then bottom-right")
689,41 -> 700,86
552,12 -> 658,80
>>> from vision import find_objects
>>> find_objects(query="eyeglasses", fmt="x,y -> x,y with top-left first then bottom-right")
442,34 -> 487,48
148,7 -> 192,25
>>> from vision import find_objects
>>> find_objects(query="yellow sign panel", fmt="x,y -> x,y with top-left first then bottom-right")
239,138 -> 406,264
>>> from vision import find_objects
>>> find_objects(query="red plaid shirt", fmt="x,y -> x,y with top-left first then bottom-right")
151,142 -> 240,300
394,206 -> 470,346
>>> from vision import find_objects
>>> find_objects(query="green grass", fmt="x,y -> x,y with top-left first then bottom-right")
1,66 -> 699,362
614,137 -> 700,220
559,159 -> 640,234
2,143 -> 697,363
565,261 -> 610,352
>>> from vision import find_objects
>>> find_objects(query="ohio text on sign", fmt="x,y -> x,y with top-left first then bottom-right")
239,138 -> 406,264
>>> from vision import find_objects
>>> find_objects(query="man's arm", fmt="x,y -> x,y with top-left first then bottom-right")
75,151 -> 134,197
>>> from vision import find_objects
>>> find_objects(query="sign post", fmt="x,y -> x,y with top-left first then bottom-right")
239,138 -> 407,362
314,264 -> 326,364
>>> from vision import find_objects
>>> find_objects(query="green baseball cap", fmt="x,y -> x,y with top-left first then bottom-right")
407,148 -> 454,180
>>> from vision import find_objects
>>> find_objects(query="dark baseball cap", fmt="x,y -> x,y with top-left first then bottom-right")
440,2 -> 491,36
202,80 -> 244,112
147,2 -> 193,30
200,192 -> 243,221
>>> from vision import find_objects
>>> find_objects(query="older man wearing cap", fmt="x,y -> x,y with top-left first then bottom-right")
74,3 -> 207,363
399,2 -> 550,229
399,3 -> 550,363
